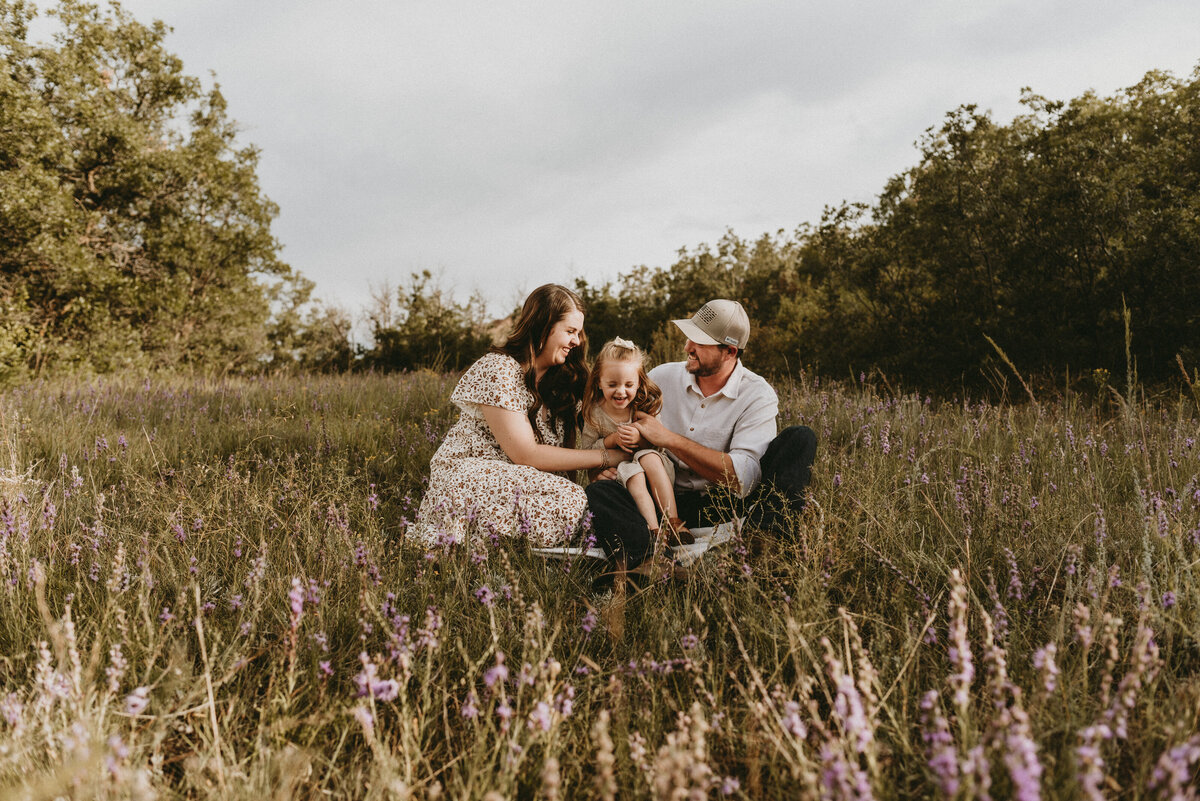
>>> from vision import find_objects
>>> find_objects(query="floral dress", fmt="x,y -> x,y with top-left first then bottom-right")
410,352 -> 587,548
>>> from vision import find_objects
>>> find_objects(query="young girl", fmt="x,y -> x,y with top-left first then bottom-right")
580,338 -> 693,545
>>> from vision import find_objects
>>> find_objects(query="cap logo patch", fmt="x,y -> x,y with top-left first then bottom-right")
696,305 -> 717,324
723,336 -> 739,346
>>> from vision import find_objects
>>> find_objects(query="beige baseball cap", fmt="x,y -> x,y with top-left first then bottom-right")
672,299 -> 750,349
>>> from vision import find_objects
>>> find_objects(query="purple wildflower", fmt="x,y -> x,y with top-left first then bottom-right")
1075,724 -> 1112,801
1005,549 -> 1023,601
781,700 -> 807,739
353,705 -> 374,738
1032,643 -> 1059,695
834,672 -> 873,753
474,585 -> 496,607
354,655 -> 400,702
1147,734 -> 1200,800
124,687 -> 150,716
947,569 -> 974,714
556,685 -> 575,717
461,689 -> 480,719
496,701 -> 513,731
1002,702 -> 1043,801
483,654 -> 509,689
528,700 -> 554,732
288,576 -> 304,628
920,691 -> 959,798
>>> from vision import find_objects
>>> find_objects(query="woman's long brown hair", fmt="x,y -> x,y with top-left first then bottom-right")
492,284 -> 588,448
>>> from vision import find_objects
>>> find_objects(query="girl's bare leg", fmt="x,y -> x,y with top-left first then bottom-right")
626,472 -> 661,532
640,453 -> 677,520
641,452 -> 693,544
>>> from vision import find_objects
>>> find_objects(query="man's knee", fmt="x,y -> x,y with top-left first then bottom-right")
757,425 -> 817,513
585,479 -> 631,507
763,426 -> 817,473
776,425 -> 817,454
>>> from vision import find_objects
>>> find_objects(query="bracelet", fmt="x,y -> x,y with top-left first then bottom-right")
599,448 -> 611,469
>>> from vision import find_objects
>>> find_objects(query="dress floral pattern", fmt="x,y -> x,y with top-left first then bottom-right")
411,352 -> 587,548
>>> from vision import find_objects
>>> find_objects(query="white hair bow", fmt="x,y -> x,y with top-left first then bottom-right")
612,336 -> 637,350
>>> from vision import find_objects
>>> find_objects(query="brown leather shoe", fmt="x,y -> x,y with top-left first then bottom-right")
629,554 -> 689,583
664,517 -> 695,546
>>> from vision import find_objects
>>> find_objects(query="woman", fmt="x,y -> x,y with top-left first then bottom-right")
410,284 -> 629,548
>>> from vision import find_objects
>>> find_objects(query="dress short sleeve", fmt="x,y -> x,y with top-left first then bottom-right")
450,352 -> 531,414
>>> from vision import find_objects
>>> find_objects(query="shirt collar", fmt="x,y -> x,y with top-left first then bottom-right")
684,359 -> 746,399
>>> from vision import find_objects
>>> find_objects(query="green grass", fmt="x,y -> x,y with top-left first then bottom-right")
0,371 -> 1196,799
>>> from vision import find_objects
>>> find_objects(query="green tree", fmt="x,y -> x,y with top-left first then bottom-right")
802,67 -> 1200,389
0,0 -> 308,380
362,271 -> 491,372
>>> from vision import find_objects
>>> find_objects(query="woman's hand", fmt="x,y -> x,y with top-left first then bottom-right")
588,446 -> 631,481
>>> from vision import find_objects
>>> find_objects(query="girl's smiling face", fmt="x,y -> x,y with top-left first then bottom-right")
598,360 -> 640,413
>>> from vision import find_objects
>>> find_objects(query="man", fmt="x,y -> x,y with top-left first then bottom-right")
585,298 -> 818,572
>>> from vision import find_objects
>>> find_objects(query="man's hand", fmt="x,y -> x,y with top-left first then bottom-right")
633,411 -> 741,492
632,412 -> 672,447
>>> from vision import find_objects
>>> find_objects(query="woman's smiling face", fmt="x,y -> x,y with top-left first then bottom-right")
538,309 -> 584,368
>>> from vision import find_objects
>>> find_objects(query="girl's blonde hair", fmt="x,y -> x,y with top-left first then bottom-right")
581,338 -> 662,431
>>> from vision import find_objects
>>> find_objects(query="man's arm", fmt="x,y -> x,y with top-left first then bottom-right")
632,413 -> 742,492
720,395 -> 778,496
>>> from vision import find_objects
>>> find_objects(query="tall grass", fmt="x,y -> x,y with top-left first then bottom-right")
0,371 -> 1196,799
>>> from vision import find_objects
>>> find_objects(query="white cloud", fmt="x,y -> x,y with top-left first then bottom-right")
53,0 -> 1200,315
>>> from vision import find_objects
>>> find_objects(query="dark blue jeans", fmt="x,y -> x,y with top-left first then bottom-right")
584,425 -> 817,568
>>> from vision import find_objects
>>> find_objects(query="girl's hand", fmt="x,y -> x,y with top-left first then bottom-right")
616,423 -> 641,450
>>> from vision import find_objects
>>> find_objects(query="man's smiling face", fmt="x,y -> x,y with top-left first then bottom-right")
684,340 -> 730,377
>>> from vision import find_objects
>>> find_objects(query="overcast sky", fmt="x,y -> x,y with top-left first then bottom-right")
64,1 -> 1200,316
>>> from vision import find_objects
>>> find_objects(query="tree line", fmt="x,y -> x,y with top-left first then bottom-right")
573,70 -> 1200,392
3,1 -> 1197,392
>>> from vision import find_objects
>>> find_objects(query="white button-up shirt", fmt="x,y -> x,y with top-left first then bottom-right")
647,360 -> 779,497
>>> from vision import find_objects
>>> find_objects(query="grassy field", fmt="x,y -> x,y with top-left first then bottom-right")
0,370 -> 1197,799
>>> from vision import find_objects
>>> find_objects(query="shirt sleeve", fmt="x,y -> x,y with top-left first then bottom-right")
727,384 -> 779,497
450,353 -> 528,414
578,420 -> 604,450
